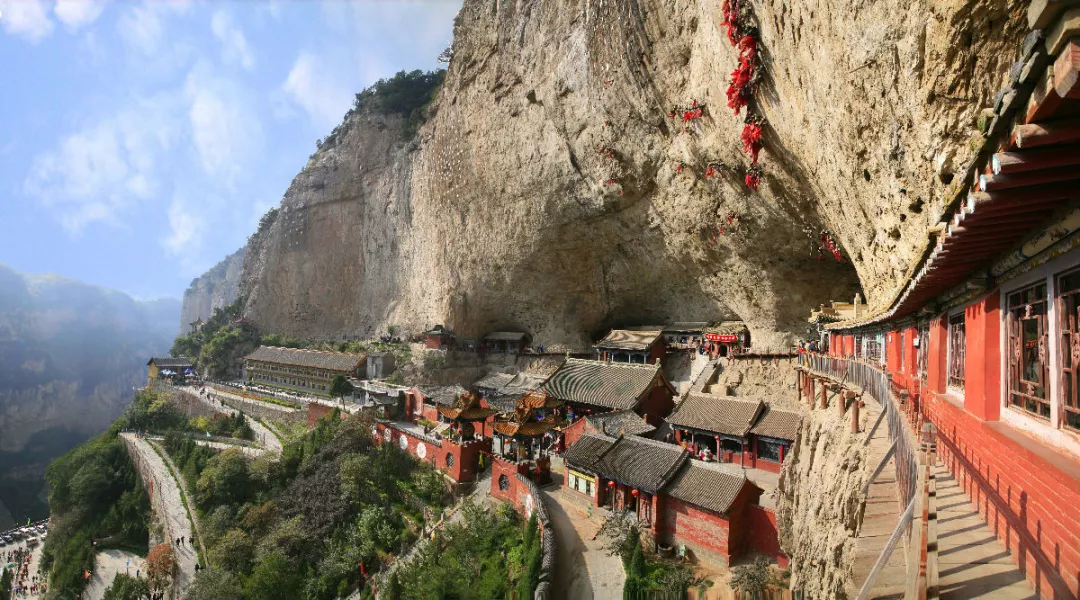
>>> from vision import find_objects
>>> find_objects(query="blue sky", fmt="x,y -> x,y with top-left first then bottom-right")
0,0 -> 460,300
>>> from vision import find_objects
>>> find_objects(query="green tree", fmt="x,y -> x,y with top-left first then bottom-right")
209,529 -> 253,574
730,555 -> 775,594
183,569 -> 244,600
244,550 -> 302,600
102,574 -> 149,600
330,375 -> 354,408
1,568 -> 12,600
195,448 -> 250,508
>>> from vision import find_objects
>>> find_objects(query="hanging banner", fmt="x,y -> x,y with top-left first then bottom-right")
705,333 -> 738,342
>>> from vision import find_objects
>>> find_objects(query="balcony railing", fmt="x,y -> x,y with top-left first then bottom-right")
799,353 -> 936,600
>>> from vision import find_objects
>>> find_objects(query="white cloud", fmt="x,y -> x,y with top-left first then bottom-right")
211,11 -> 254,71
23,97 -> 178,233
54,0 -> 103,31
184,65 -> 262,181
116,1 -> 190,55
117,3 -> 161,54
282,52 -> 353,131
162,197 -> 203,256
0,0 -> 54,43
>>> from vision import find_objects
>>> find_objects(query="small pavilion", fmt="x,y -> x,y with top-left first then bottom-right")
490,391 -> 564,489
437,391 -> 499,442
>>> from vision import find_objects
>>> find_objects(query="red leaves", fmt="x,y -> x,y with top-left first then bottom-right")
682,107 -> 704,122
740,114 -> 764,164
821,232 -> 844,261
603,178 -> 617,185
721,0 -> 743,46
745,165 -> 763,191
675,163 -> 684,173
704,162 -> 725,179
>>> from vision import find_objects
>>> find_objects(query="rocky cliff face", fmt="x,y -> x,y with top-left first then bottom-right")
180,247 -> 245,334
226,0 -> 1026,349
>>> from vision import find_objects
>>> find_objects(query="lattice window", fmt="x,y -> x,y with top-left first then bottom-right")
900,329 -> 907,371
866,334 -> 883,364
1008,282 -> 1049,419
1058,269 -> 1080,432
917,322 -> 930,381
948,313 -> 966,389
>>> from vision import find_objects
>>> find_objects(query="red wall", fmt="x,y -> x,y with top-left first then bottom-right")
373,422 -> 489,482
306,403 -> 337,428
490,458 -> 531,503
637,382 -> 675,424
963,293 -> 1001,421
561,417 -> 589,449
649,341 -> 667,365
660,496 -> 735,565
746,506 -> 789,568
927,394 -> 1080,599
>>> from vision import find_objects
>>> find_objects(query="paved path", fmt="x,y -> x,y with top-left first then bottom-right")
3,538 -> 45,598
934,465 -> 1037,599
84,549 -> 146,600
121,433 -> 198,596
543,462 -> 625,600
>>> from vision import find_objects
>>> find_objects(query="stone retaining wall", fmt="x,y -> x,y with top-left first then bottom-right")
514,474 -> 556,600
120,434 -> 170,547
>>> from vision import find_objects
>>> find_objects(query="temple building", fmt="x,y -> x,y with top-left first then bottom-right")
661,322 -> 710,351
243,346 -> 365,395
816,17 -> 1080,597
147,357 -> 194,383
472,371 -> 549,414
593,329 -> 667,364
665,393 -> 799,473
437,391 -> 499,442
561,408 -> 656,448
490,391 -> 565,499
424,325 -> 456,349
405,384 -> 468,423
482,331 -> 530,355
542,358 -> 676,425
703,321 -> 751,358
562,433 -> 779,566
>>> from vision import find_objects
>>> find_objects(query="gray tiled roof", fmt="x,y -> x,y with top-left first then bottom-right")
149,357 -> 193,368
595,329 -> 663,351
542,359 -> 662,410
662,322 -> 710,333
750,405 -> 802,442
586,410 -> 655,437
482,393 -> 519,414
564,433 -> 689,493
663,460 -> 755,514
473,372 -> 515,390
666,393 -> 763,437
244,346 -> 365,372
562,434 -> 614,467
705,321 -> 748,335
417,385 -> 468,406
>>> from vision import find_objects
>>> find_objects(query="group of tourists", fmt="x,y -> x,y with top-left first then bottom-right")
3,547 -> 45,597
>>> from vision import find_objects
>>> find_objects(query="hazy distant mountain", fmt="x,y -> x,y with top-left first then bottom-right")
0,262 -> 180,527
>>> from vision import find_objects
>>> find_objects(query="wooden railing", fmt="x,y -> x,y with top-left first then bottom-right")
799,354 -> 937,600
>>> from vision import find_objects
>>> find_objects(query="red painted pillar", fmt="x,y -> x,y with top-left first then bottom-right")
927,316 -> 948,395
886,330 -> 900,375
964,291 -> 1001,421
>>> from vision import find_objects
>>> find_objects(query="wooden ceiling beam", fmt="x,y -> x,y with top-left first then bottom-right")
1012,119 -> 1080,148
992,145 -> 1080,174
1054,39 -> 1080,100
979,167 -> 1080,191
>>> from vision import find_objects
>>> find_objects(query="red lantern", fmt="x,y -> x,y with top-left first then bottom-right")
631,489 -> 639,496
608,481 -> 615,487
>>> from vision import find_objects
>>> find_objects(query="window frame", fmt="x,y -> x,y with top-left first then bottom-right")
947,311 -> 966,392
1058,267 -> 1080,433
1007,281 -> 1050,420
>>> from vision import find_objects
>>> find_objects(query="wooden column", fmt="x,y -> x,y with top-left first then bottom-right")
837,387 -> 847,416
852,398 -> 862,433
795,369 -> 804,404
819,379 -> 828,409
